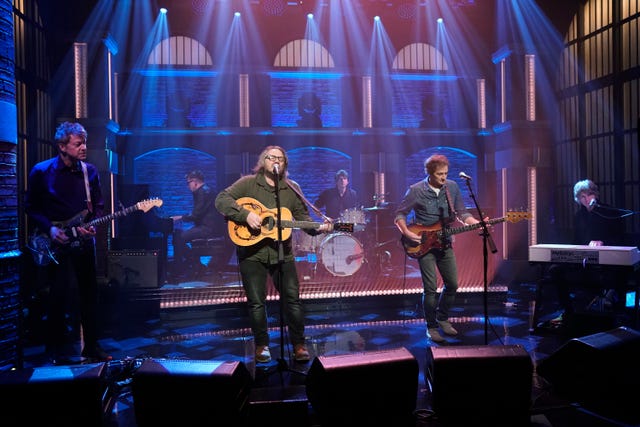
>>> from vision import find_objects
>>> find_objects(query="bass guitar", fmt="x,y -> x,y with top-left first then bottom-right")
401,211 -> 531,259
29,198 -> 163,266
228,197 -> 353,247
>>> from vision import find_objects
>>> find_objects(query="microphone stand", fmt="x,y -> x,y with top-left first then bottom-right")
272,168 -> 293,376
463,177 -> 497,344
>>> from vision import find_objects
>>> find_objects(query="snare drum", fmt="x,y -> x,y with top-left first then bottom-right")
339,208 -> 367,232
319,233 -> 365,277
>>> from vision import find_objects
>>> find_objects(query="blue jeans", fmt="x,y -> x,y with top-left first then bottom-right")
239,259 -> 305,348
418,247 -> 459,329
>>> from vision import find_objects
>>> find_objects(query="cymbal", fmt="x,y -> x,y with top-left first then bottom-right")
364,206 -> 389,211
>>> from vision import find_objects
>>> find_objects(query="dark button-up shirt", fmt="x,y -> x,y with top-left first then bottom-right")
25,156 -> 104,234
315,187 -> 359,219
183,183 -> 217,230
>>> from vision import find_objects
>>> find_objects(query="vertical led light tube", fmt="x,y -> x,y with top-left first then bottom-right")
525,54 -> 536,121
499,59 -> 506,123
239,74 -> 250,127
528,166 -> 537,246
74,42 -> 88,119
476,78 -> 486,129
362,76 -> 372,128
114,72 -> 120,124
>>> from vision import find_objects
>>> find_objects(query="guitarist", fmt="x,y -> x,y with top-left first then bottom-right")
24,121 -> 111,365
215,146 -> 331,364
394,154 -> 484,344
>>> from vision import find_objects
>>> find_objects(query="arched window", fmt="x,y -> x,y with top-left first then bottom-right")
393,42 -> 448,71
274,39 -> 335,68
148,35 -> 212,66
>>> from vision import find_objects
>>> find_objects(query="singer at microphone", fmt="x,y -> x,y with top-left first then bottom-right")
459,171 -> 472,180
273,163 -> 280,176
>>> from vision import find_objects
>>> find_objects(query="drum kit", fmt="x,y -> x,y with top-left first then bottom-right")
292,203 -> 396,278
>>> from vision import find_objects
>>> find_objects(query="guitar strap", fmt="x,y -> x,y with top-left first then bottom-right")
81,161 -> 93,213
285,178 -> 332,222
443,185 -> 457,220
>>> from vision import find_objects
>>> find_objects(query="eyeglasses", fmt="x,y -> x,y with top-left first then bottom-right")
265,154 -> 285,162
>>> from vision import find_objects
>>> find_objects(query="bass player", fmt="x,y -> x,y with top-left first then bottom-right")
215,145 -> 331,364
394,153 -> 485,343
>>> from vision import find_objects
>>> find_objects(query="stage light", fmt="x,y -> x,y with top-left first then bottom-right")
437,17 -> 443,23
235,11 -> 241,17
374,16 -> 380,21
307,13 -> 313,19
159,7 -> 167,14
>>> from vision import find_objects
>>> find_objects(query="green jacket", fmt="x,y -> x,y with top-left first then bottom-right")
215,172 -> 316,264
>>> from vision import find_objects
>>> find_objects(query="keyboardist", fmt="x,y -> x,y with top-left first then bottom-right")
538,179 -> 627,329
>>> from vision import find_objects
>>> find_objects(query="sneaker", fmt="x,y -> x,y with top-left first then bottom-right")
255,345 -> 271,363
294,344 -> 310,362
428,328 -> 446,343
438,320 -> 458,336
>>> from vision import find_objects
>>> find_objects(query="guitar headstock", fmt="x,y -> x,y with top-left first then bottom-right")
137,198 -> 164,212
505,211 -> 531,223
332,222 -> 354,233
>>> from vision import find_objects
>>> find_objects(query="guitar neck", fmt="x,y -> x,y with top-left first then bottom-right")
280,219 -> 320,230
83,205 -> 140,228
443,217 -> 506,237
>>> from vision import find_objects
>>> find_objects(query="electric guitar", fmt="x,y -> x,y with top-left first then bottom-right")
29,198 -> 163,266
401,211 -> 531,259
228,197 -> 354,247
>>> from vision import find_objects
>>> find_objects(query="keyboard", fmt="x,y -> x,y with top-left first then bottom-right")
529,244 -> 640,267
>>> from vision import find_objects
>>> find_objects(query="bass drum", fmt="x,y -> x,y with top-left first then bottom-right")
292,229 -> 320,255
319,233 -> 365,277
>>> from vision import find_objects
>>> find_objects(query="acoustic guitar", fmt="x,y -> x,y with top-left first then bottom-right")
228,197 -> 353,247
29,198 -> 163,266
401,211 -> 531,259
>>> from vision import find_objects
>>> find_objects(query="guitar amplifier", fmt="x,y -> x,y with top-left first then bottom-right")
107,250 -> 160,288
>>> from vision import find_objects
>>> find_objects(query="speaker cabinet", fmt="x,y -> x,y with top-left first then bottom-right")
0,362 -> 107,427
426,345 -> 533,426
131,359 -> 252,427
537,326 -> 640,422
306,347 -> 419,426
108,250 -> 159,288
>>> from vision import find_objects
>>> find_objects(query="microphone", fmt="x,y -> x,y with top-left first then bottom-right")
273,164 -> 280,175
459,172 -> 472,180
589,199 -> 598,208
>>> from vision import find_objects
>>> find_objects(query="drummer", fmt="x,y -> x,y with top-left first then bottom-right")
314,169 -> 360,220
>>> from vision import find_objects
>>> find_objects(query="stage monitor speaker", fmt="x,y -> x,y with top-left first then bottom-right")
537,326 -> 640,422
108,250 -> 159,288
131,359 -> 252,427
426,344 -> 533,426
306,347 -> 419,426
0,362 -> 107,427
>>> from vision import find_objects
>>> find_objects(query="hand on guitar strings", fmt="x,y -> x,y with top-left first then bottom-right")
246,211 -> 263,230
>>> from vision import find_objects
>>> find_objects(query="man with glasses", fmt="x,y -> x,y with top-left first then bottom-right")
170,170 -> 217,280
215,146 -> 331,364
